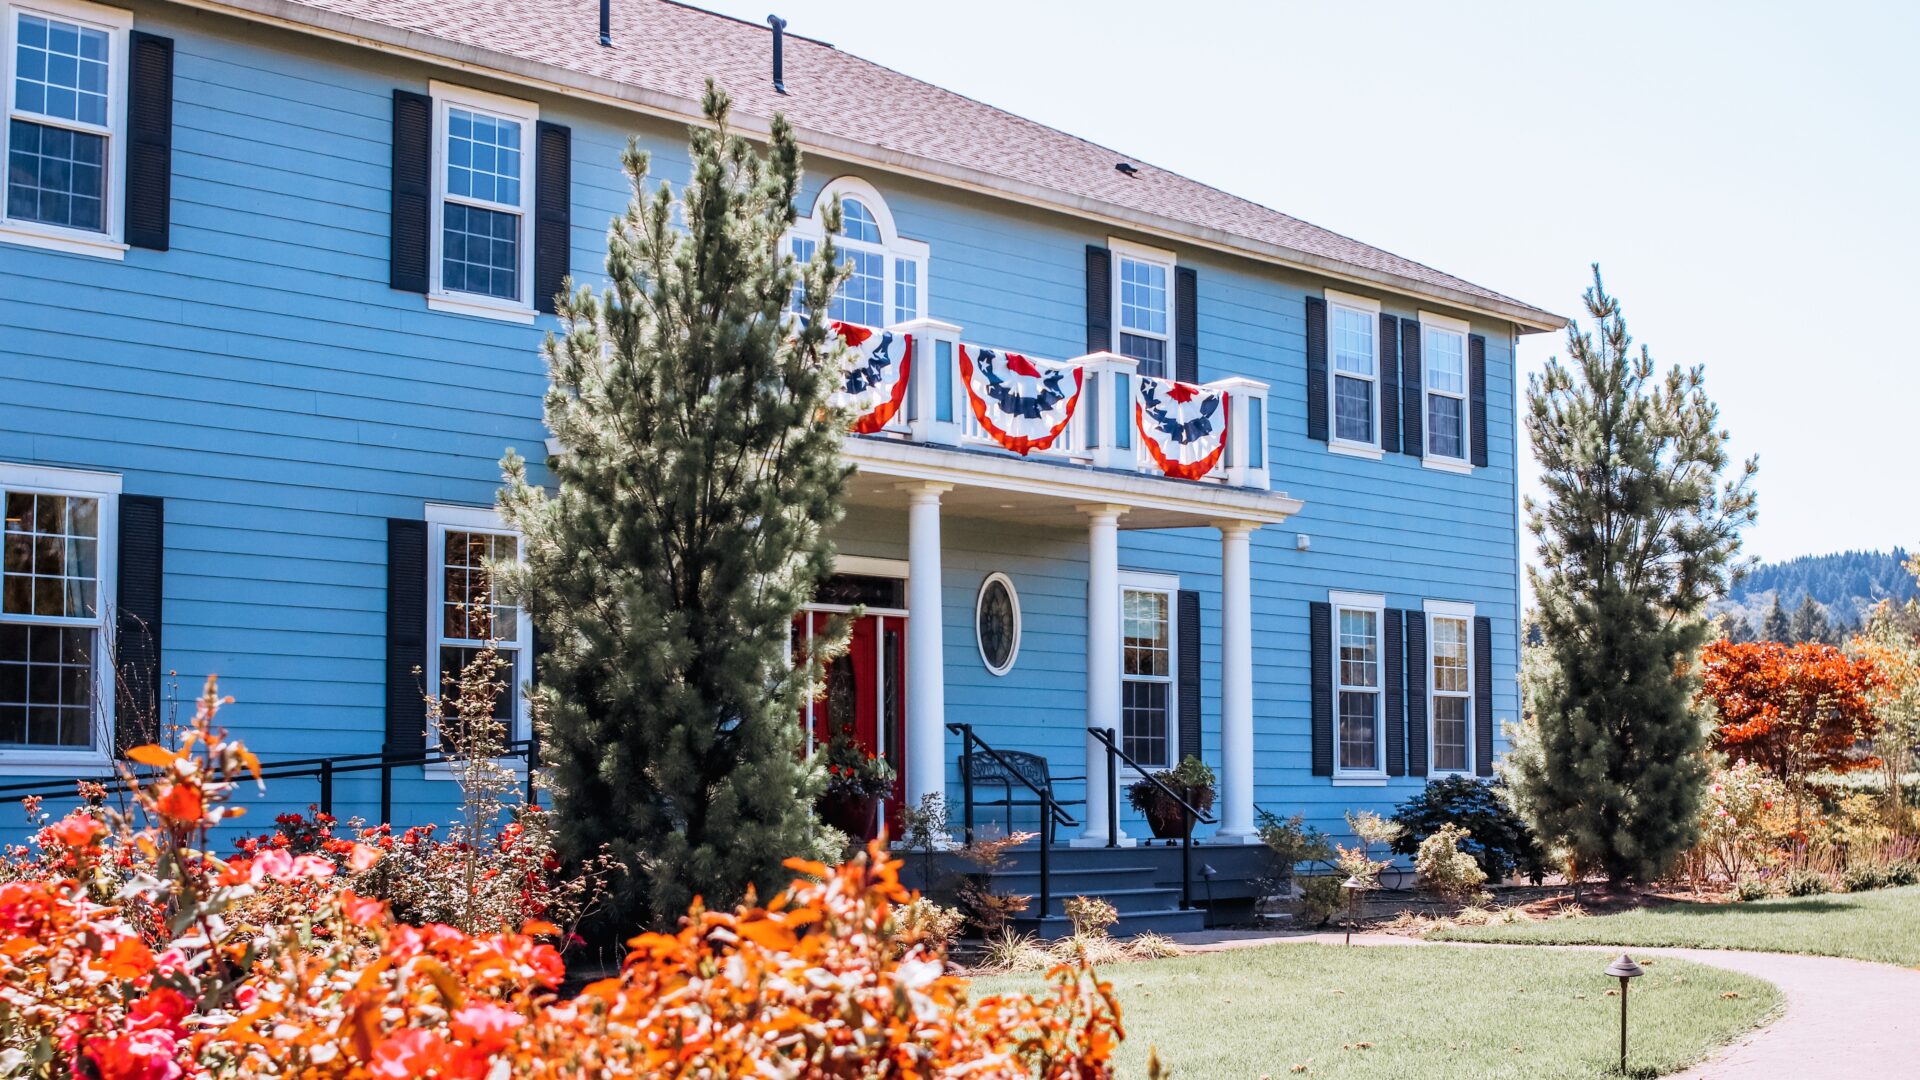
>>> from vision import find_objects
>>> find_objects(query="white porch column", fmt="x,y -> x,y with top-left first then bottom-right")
1215,520 -> 1259,842
1075,504 -> 1132,847
903,483 -> 952,815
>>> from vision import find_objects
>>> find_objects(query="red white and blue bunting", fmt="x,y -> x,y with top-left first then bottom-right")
827,322 -> 912,435
1135,375 -> 1229,480
958,345 -> 1084,456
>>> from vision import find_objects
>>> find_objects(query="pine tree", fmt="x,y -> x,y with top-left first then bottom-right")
1790,594 -> 1831,644
498,84 -> 854,928
1503,266 -> 1757,885
1762,595 -> 1792,643
1721,614 -> 1755,644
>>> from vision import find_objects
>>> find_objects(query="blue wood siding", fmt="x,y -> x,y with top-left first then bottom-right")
0,2 -> 1521,846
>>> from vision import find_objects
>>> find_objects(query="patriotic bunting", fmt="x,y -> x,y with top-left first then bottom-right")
1135,375 -> 1229,480
959,345 -> 1084,455
827,322 -> 912,435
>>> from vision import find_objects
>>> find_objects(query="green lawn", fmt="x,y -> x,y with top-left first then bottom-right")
1437,885 -> 1920,967
973,942 -> 1776,1079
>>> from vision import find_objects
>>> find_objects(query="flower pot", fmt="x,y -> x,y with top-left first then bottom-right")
818,790 -> 883,842
1141,786 -> 1215,840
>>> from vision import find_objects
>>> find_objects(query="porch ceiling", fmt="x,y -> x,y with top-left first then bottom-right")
842,437 -> 1304,530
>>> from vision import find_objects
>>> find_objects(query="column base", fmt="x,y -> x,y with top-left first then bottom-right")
1209,830 -> 1262,846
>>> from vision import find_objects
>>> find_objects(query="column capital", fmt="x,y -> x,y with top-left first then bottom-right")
896,481 -> 954,501
1075,502 -> 1131,523
1211,519 -> 1261,537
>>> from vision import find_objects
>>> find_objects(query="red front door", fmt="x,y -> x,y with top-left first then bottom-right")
798,611 -> 908,834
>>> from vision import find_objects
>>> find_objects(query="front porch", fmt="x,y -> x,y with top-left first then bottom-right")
817,316 -> 1304,852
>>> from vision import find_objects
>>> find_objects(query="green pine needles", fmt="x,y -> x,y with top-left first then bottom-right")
1504,266 -> 1757,885
498,83 -> 855,928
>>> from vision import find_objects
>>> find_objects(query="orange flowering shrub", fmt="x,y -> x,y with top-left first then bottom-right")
0,678 -> 1121,1078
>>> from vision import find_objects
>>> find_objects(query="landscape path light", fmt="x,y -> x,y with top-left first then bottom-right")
1605,953 -> 1645,1074
1340,874 -> 1366,946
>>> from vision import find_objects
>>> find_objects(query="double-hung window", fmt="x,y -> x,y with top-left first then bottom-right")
0,463 -> 117,767
786,177 -> 927,328
1111,240 -> 1174,378
425,504 -> 529,753
429,83 -> 536,320
1326,291 -> 1380,452
1427,601 -> 1474,775
2,0 -> 129,255
1331,590 -> 1385,777
1422,312 -> 1471,468
1120,574 -> 1175,770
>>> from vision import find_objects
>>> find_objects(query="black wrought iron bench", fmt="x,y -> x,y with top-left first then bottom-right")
960,749 -> 1084,845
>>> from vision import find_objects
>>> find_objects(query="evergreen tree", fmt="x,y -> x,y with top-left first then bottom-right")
1762,595 -> 1792,643
499,84 -> 854,927
1503,267 -> 1757,885
1721,614 -> 1755,644
1790,594 -> 1831,644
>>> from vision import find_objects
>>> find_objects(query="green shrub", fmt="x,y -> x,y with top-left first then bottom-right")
1390,776 -> 1550,884
1841,863 -> 1888,893
1299,875 -> 1346,926
1415,823 -> 1489,900
1732,877 -> 1771,902
1784,869 -> 1833,897
1885,860 -> 1920,887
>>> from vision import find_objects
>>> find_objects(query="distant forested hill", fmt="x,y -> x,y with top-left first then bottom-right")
1714,548 -> 1916,640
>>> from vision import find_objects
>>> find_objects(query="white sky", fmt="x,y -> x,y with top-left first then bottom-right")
702,0 -> 1920,563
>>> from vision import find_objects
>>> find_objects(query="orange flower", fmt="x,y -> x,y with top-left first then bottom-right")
46,813 -> 106,850
153,783 -> 204,825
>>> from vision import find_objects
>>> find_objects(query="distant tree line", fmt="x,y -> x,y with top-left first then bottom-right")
1716,548 -> 1917,644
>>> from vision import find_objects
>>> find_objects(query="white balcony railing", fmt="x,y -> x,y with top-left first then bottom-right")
838,317 -> 1270,491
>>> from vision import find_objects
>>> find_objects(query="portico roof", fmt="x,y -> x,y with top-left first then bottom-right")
842,435 -> 1302,531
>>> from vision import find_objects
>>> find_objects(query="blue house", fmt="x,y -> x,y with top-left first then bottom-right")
0,0 -> 1562,918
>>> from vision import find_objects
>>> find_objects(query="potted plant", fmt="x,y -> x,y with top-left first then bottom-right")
1127,755 -> 1217,840
816,724 -> 896,842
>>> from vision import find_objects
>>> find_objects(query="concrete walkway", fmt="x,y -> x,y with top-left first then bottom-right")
1164,929 -> 1920,1078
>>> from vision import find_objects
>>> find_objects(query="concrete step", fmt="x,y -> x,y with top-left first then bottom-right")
989,865 -> 1161,894
1012,906 -> 1208,939
1027,886 -> 1185,917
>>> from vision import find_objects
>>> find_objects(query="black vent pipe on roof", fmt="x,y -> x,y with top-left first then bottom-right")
599,0 -> 611,47
767,14 -> 787,93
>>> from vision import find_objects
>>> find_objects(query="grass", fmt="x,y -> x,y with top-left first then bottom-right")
1436,885 -> 1920,967
973,942 -> 1776,1078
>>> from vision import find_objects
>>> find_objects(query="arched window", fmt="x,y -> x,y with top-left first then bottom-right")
788,178 -> 928,328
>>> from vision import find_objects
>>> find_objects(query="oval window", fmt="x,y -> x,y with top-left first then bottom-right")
975,573 -> 1020,676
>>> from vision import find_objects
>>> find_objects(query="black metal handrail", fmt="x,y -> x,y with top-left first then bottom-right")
0,735 -> 541,824
947,721 -> 1074,927
1088,726 -> 1217,911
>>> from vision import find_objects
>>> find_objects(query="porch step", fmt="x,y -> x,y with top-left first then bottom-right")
1024,886 -> 1188,918
990,865 -> 1161,895
1012,906 -> 1208,939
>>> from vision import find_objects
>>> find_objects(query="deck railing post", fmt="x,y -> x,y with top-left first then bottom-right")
1181,806 -> 1193,909
525,731 -> 539,807
1105,736 -> 1118,849
318,758 -> 333,817
957,723 -> 976,846
1039,786 -> 1053,928
379,755 -> 393,824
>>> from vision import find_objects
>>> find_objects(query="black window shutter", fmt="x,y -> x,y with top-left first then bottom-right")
115,494 -> 164,753
1084,245 -> 1111,355
1399,320 -> 1423,459
1378,313 -> 1401,455
1404,609 -> 1428,776
1310,601 -> 1332,776
1304,296 -> 1328,443
124,33 -> 174,251
1177,589 -> 1201,762
1384,608 -> 1405,776
1174,267 -> 1199,384
1474,615 -> 1495,776
385,518 -> 429,753
533,121 -> 572,315
390,90 -> 433,294
1469,333 -> 1489,468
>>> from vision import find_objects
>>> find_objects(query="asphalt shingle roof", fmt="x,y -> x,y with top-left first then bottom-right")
271,0 -> 1560,325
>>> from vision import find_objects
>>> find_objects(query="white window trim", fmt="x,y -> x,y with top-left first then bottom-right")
788,175 -> 929,326
1118,569 -> 1178,773
974,571 -> 1020,677
1325,289 -> 1382,455
1330,588 -> 1387,780
0,461 -> 119,773
1424,599 -> 1475,779
0,0 -> 132,259
1109,236 -> 1176,377
423,502 -> 531,776
426,80 -> 538,323
1419,311 -> 1473,472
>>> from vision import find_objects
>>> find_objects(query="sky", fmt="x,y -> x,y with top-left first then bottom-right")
698,0 -> 1920,564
